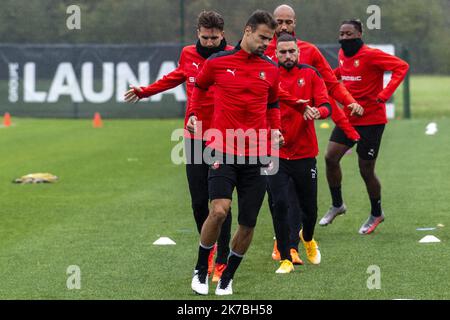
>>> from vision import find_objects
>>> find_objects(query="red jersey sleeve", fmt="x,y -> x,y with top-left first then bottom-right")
311,47 -> 357,106
334,67 -> 341,80
278,85 -> 307,113
311,71 -> 331,118
190,58 -> 215,119
267,72 -> 281,130
372,49 -> 410,102
135,51 -> 187,99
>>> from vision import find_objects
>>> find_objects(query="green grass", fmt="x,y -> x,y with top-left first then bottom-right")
395,75 -> 450,119
0,117 -> 449,300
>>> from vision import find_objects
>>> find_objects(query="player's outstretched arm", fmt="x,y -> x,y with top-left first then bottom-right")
123,67 -> 187,103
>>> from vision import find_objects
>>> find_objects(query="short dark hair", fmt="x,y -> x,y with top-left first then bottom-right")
341,19 -> 363,33
246,10 -> 277,31
197,11 -> 225,31
277,33 -> 297,44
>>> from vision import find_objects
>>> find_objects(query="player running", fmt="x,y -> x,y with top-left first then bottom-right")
319,19 -> 409,234
268,33 -> 331,273
124,11 -> 233,281
187,10 -> 283,296
265,4 -> 362,263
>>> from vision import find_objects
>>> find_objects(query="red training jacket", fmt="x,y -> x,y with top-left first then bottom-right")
190,44 -> 281,157
335,45 -> 409,126
278,64 -> 331,160
266,35 -> 360,141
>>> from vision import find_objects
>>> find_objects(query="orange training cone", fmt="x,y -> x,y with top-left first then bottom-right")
93,112 -> 103,128
3,112 -> 11,127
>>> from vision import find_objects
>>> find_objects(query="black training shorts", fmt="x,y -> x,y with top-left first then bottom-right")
208,160 -> 266,228
330,124 -> 385,160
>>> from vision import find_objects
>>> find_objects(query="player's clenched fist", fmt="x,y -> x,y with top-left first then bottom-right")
186,115 -> 198,134
348,102 -> 364,117
272,129 -> 285,149
303,105 -> 321,120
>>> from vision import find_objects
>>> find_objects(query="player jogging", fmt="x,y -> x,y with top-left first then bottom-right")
265,4 -> 362,263
187,10 -> 282,296
319,19 -> 409,234
268,33 -> 331,273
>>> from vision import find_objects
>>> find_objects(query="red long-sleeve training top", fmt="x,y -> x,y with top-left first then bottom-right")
266,35 -> 360,141
190,44 -> 281,157
278,64 -> 331,160
335,45 -> 409,126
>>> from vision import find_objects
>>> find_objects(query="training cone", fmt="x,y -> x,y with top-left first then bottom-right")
3,112 -> 11,127
93,112 -> 103,128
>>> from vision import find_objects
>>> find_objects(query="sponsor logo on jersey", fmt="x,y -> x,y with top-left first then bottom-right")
341,75 -> 362,81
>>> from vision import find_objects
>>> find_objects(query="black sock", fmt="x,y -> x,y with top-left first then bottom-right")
195,244 -> 213,271
221,251 -> 243,280
370,197 -> 382,217
330,186 -> 343,208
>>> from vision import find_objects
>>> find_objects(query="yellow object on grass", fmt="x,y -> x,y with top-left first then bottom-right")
14,173 -> 58,184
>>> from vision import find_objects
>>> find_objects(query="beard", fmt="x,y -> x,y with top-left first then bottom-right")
279,59 -> 296,70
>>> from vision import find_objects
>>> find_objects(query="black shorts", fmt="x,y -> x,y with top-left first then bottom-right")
330,124 -> 385,160
208,160 -> 267,228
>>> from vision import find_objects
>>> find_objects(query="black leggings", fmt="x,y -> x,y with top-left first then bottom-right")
267,158 -> 318,260
267,178 -> 302,251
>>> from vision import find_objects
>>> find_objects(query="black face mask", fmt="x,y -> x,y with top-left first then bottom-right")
339,38 -> 364,57
196,38 -> 227,59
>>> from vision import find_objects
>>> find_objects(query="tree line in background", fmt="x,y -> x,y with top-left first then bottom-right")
1,0 -> 449,74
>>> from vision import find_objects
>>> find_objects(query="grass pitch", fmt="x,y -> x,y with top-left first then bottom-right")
0,116 -> 449,300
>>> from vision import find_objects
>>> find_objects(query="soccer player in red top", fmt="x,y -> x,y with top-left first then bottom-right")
267,33 -> 330,273
187,10 -> 283,296
265,4 -> 362,264
319,19 -> 409,235
123,11 -> 233,281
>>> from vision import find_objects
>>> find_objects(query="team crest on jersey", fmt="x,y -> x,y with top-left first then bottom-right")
354,59 -> 360,67
297,78 -> 305,87
259,71 -> 266,80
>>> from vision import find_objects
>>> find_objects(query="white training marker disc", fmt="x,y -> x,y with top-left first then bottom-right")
419,235 -> 441,243
153,237 -> 176,245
